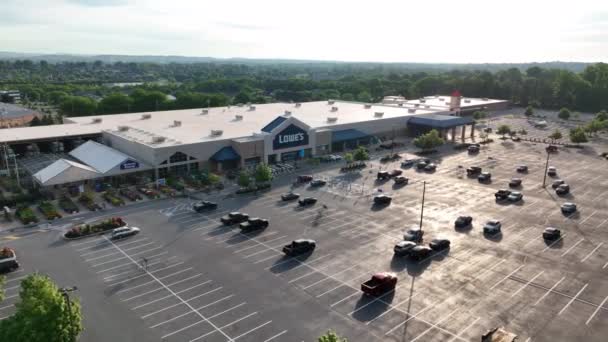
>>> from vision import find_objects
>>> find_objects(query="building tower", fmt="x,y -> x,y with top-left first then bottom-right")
450,90 -> 462,114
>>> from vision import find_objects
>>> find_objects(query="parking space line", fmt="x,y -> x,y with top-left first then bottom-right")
208,302 -> 247,319
0,304 -> 14,310
219,231 -> 278,245
72,237 -> 106,247
446,317 -> 481,342
105,260 -> 182,282
558,283 -> 588,315
597,219 -> 608,229
4,274 -> 28,284
303,263 -> 361,290
280,253 -> 334,273
140,287 -> 222,318
533,276 -> 565,306
263,330 -> 288,342
490,265 -> 524,290
581,243 -> 603,262
243,247 -> 276,259
330,291 -> 358,307
117,266 -> 194,294
579,211 -> 597,226
585,295 -> 608,325
124,277 -> 207,302
365,292 -> 422,325
232,320 -> 272,341
190,312 -> 259,342
384,299 -> 441,336
408,309 -> 459,342
161,319 -> 207,339
561,238 -> 584,257
229,235 -> 288,251
80,238 -> 148,256
91,255 -> 127,267
542,234 -> 567,252
509,271 -> 545,298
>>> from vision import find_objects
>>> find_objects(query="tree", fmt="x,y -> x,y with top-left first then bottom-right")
233,91 -> 252,104
353,146 -> 369,161
548,129 -> 562,141
496,124 -> 512,138
584,119 -> 604,136
558,107 -> 571,120
99,93 -> 133,114
59,96 -> 97,117
569,127 -> 588,144
254,163 -> 272,183
596,110 -> 608,121
413,129 -> 444,151
29,116 -> 41,127
524,106 -> 534,116
207,173 -> 221,184
473,111 -> 487,121
237,171 -> 251,187
344,153 -> 354,164
319,330 -> 347,342
356,91 -> 372,103
0,273 -> 83,342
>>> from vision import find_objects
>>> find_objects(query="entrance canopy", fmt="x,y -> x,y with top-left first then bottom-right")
210,146 -> 240,162
408,114 -> 473,129
332,129 -> 369,143
33,159 -> 100,186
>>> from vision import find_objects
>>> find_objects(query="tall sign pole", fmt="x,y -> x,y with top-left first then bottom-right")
542,150 -> 550,188
419,181 -> 426,230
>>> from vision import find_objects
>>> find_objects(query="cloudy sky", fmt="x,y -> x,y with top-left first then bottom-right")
2,0 -> 608,63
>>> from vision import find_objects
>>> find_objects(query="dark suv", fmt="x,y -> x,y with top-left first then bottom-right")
221,212 -> 249,225
239,218 -> 269,232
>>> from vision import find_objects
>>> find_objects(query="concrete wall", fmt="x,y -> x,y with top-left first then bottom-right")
232,139 -> 264,161
102,132 -> 157,166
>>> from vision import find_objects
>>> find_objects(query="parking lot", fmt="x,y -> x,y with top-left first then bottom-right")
2,114 -> 608,341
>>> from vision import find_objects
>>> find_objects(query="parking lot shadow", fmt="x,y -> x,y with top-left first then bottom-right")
431,249 -> 450,262
455,225 -> 473,234
204,225 -> 234,238
406,258 -> 432,277
351,291 -> 395,322
268,253 -> 312,274
370,203 -> 390,211
483,232 -> 503,242
543,238 -> 564,249
389,255 -> 409,272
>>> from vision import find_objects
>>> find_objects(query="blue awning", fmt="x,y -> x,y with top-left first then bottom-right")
210,146 -> 240,162
332,129 -> 369,143
408,115 -> 473,129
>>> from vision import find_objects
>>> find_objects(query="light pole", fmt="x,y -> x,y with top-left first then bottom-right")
542,150 -> 550,188
60,286 -> 78,342
419,181 -> 426,230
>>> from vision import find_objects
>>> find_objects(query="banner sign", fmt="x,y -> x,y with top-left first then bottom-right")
273,124 -> 309,150
120,159 -> 140,170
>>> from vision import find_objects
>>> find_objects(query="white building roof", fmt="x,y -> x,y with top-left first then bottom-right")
33,159 -> 100,186
69,140 -> 135,173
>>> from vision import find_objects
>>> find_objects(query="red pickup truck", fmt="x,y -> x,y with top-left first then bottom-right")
361,272 -> 398,296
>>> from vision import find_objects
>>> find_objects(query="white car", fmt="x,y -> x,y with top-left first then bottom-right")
483,220 -> 502,234
547,166 -> 557,176
507,191 -> 523,202
111,226 -> 141,240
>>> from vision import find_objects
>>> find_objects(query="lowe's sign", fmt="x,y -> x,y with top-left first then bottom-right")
120,159 -> 140,170
273,124 -> 309,150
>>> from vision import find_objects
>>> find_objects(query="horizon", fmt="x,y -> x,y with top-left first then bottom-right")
3,0 -> 608,64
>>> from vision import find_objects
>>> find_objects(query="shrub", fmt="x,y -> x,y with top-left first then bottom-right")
38,201 -> 62,220
15,206 -> 38,224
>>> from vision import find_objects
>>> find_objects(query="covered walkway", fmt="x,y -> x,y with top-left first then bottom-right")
407,114 -> 475,141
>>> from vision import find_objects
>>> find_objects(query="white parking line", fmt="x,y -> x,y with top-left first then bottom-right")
123,276 -> 207,302
220,231 -> 279,245
105,260 -> 182,282
489,265 -> 524,290
4,274 -> 28,284
581,243 -> 604,262
72,237 -> 105,247
0,304 -> 14,310
558,283 -> 588,315
141,287 -> 223,318
561,238 -> 584,257
408,309 -> 458,342
263,330 -> 288,342
533,276 -> 565,306
579,210 -> 597,226
384,299 -> 442,336
542,234 -> 567,252
229,235 -> 288,251
161,319 -> 207,339
509,271 -> 545,298
189,312 -> 259,342
365,292 -> 422,325
91,255 -> 127,267
243,247 -> 276,259
585,295 -> 608,325
446,317 -> 481,342
80,238 -> 148,256
330,292 -> 359,307
232,320 -> 272,341
151,301 -> 246,329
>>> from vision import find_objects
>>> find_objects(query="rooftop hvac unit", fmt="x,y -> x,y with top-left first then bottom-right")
235,114 -> 243,121
152,136 -> 166,144
408,108 -> 416,113
236,103 -> 243,107
482,98 -> 489,101
173,120 -> 182,127
201,109 -> 208,115
117,125 -> 129,131
327,117 -> 338,123
435,95 -> 440,98
439,98 -> 445,101
328,100 -> 335,105
415,103 -> 420,108
364,104 -> 372,109
374,112 -> 384,117
92,118 -> 102,123
141,114 -> 151,120
295,103 -> 302,107
284,110 -> 292,116
464,99 -> 471,103
249,105 -> 256,111
398,103 -> 403,107
419,99 -> 426,103
210,130 -> 223,136
425,105 -> 430,108
331,106 -> 339,112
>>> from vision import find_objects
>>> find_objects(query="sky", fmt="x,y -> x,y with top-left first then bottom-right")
2,0 -> 608,63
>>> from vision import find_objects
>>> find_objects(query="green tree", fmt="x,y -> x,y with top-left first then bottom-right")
254,163 -> 272,183
59,96 -> 97,117
473,111 -> 487,121
558,107 -> 571,120
596,110 -> 608,121
237,171 -> 251,187
344,153 -> 354,164
353,146 -> 369,161
413,129 -> 444,151
524,106 -> 534,116
319,330 -> 347,342
47,91 -> 69,105
548,129 -> 562,140
584,119 -> 604,136
99,93 -> 133,114
129,89 -> 168,112
496,124 -> 512,138
0,273 -> 83,342
207,173 -> 221,184
356,91 -> 372,102
569,127 -> 588,144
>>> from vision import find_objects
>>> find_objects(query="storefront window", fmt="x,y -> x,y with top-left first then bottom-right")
169,152 -> 189,163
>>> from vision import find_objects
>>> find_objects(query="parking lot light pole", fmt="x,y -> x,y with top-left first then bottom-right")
60,286 -> 78,342
419,181 -> 426,230
542,150 -> 550,188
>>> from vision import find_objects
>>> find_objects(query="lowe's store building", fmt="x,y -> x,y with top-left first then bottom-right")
0,95 -> 507,188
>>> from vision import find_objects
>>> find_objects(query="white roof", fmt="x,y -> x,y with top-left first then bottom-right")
33,159 -> 100,186
69,140 -> 134,173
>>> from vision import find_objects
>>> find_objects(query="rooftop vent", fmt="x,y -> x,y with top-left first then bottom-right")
236,103 -> 243,107
415,103 -> 420,108
284,110 -> 292,116
141,114 -> 151,120
152,136 -> 166,144
364,104 -> 372,109
235,114 -> 243,121
425,105 -> 430,109
374,112 -> 384,117
435,95 -> 440,98
482,98 -> 489,101
92,118 -> 102,123
328,100 -> 335,105
295,103 -> 302,107
249,105 -> 256,111
420,99 -> 426,103
398,103 -> 404,107
327,117 -> 338,123
210,130 -> 223,136
201,109 -> 209,115
408,108 -> 416,113
331,106 -> 339,112
439,98 -> 445,101
117,125 -> 129,132
173,120 -> 182,127
464,99 -> 471,103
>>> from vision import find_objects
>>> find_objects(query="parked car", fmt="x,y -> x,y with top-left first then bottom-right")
298,197 -> 317,206
393,241 -> 417,256
424,163 -> 437,171
281,192 -> 300,201
552,180 -> 565,189
373,194 -> 392,205
361,272 -> 398,296
483,220 -> 502,235
556,184 -> 570,195
377,171 -> 390,180
221,212 -> 250,225
429,238 -> 451,251
508,178 -> 522,188
542,227 -> 561,240
388,169 -> 403,177
409,245 -> 433,260
416,161 -> 428,169
547,166 -> 557,176
561,202 -> 577,214
516,165 -> 528,173
546,145 -> 558,153
403,227 -> 424,242
310,179 -> 327,187
468,144 -> 480,153
401,160 -> 415,168
478,172 -> 492,182
507,191 -> 523,202
239,218 -> 269,232
494,189 -> 511,201
454,216 -> 473,228
296,175 -> 313,183
193,201 -> 217,212
110,226 -> 141,240
0,247 -> 19,273
394,176 -> 409,185
466,166 -> 482,176
283,239 -> 316,256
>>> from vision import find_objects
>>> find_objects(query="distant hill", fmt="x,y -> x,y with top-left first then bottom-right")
0,51 -> 594,72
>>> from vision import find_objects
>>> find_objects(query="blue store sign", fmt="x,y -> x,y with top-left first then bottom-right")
120,159 -> 140,170
273,124 -> 309,150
